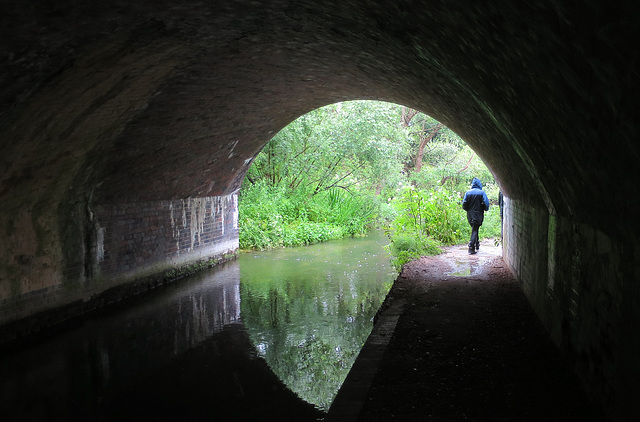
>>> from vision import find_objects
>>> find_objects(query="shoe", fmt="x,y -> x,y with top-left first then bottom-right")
476,243 -> 480,251
468,248 -> 477,255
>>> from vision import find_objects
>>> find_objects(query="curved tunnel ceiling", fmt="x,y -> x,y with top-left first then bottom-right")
1,0 -> 639,241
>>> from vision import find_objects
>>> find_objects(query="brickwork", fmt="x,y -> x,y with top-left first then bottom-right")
95,195 -> 239,280
502,198 -> 549,302
0,194 -> 238,338
1,0 -> 639,418
503,198 -> 638,419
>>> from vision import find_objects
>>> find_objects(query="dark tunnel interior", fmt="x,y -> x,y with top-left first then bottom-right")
1,1 -> 639,419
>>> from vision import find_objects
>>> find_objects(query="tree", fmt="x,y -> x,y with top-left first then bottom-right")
400,107 -> 495,193
239,100 -> 499,250
246,101 -> 410,197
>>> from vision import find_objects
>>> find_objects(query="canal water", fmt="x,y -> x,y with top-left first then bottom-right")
0,231 -> 396,421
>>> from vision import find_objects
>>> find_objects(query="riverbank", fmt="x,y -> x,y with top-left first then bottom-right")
327,240 -> 605,421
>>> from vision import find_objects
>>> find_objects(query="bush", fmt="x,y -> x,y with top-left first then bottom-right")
387,187 -> 468,243
478,204 -> 502,240
385,186 -> 470,269
384,232 -> 442,271
238,182 -> 382,250
384,185 -> 505,269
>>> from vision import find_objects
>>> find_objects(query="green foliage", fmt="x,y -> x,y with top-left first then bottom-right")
240,100 -> 503,260
479,202 -> 502,239
390,187 -> 469,244
385,186 -> 469,269
240,100 -> 408,249
238,180 -> 379,250
385,233 -> 442,271
246,101 -> 409,196
403,109 -> 496,194
317,188 -> 379,235
239,231 -> 396,410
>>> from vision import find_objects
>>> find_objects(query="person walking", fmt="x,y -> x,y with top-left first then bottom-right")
462,177 -> 490,254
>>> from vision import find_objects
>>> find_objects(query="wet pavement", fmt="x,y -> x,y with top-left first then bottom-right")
327,240 -> 605,421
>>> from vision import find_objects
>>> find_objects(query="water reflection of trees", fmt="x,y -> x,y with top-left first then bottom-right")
239,234 -> 396,410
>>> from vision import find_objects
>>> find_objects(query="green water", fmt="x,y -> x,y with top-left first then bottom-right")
238,230 -> 398,411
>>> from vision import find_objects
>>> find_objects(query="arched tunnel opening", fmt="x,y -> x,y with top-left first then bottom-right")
1,1 -> 639,420
237,99 -> 503,255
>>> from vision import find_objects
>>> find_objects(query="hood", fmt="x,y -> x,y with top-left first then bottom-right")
471,177 -> 482,189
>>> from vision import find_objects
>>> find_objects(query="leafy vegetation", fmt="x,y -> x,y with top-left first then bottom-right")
239,100 -> 502,267
384,186 -> 501,270
239,180 -> 379,250
239,232 -> 396,410
385,187 -> 468,269
246,101 -> 408,199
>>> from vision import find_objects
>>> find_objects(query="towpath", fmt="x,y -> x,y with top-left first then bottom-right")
327,241 -> 605,421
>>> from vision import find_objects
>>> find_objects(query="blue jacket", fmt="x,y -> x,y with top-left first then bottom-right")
462,178 -> 490,225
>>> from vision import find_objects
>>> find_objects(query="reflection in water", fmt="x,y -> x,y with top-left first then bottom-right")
0,264 -> 243,420
0,231 -> 395,419
239,230 -> 397,410
445,257 -> 485,277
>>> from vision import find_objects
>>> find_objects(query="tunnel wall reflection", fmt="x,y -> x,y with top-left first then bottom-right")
0,194 -> 238,333
0,261 -> 242,420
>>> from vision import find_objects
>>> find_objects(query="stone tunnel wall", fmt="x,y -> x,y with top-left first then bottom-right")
503,198 -> 639,420
0,194 -> 238,335
1,0 -> 639,419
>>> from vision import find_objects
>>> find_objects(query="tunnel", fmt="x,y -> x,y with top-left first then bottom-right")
0,0 -> 639,419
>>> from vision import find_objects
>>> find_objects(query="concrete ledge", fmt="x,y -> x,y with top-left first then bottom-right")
0,253 -> 237,349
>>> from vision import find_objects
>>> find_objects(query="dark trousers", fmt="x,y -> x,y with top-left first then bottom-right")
469,223 -> 480,249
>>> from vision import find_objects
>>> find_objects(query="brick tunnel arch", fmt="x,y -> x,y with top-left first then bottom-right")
1,1 -> 639,419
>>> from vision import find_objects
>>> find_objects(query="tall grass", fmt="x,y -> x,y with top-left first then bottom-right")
239,181 -> 380,250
